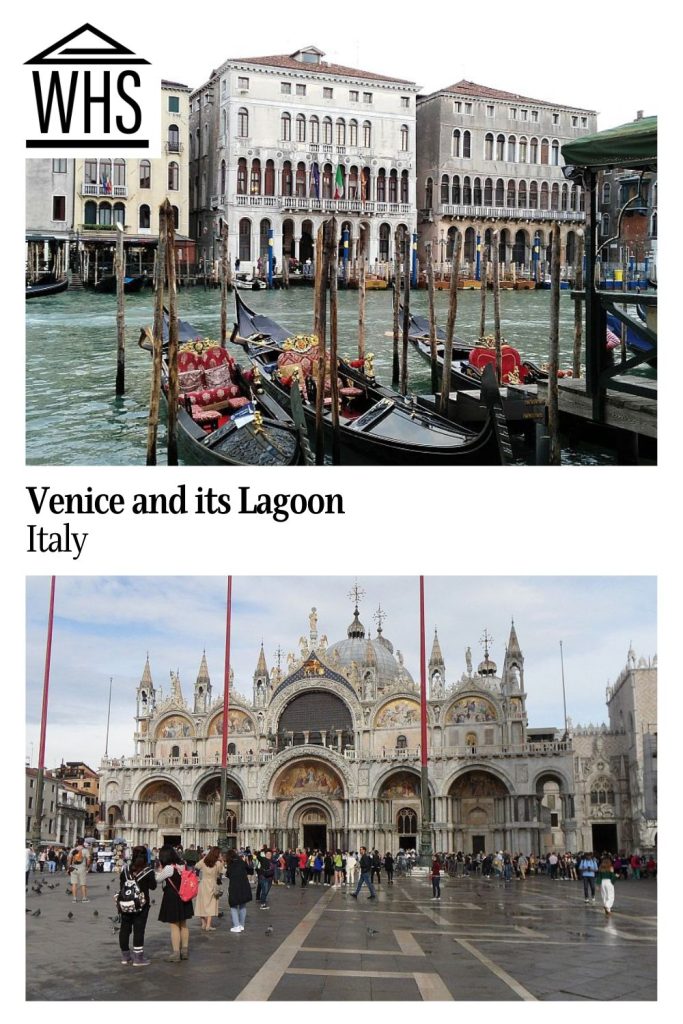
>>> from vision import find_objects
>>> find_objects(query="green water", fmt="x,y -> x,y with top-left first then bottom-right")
25,285 -> 614,465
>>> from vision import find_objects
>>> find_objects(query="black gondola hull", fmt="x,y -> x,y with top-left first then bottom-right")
26,278 -> 68,299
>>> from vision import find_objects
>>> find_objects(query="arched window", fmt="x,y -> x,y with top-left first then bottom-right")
84,159 -> 98,184
465,731 -> 477,748
484,133 -> 494,160
507,135 -> 516,162
561,183 -> 568,210
84,200 -> 97,225
540,182 -> 549,210
398,807 -> 418,834
100,158 -> 112,189
310,116 -> 320,144
389,168 -> 398,203
376,168 -> 387,202
296,114 -> 306,143
484,177 -> 493,205
171,205 -> 179,229
171,745 -> 180,758
98,201 -> 112,226
651,211 -> 657,237
336,118 -> 346,146
222,109 -> 227,140
540,138 -> 550,164
530,137 -> 539,163
570,184 -> 577,210
237,158 -> 247,195
227,743 -> 236,756
168,161 -> 179,190
602,182 -> 611,205
440,173 -> 449,204
281,160 -> 292,196
322,163 -> 333,198
551,183 -> 559,210
295,162 -> 306,197
238,218 -> 251,261
601,213 -> 610,236
463,175 -> 472,204
425,177 -> 433,208
323,117 -> 333,145
281,111 -> 291,141
400,170 -> 409,203
362,120 -> 371,147
396,735 -> 408,750
349,119 -> 358,146
379,222 -> 390,259
473,177 -> 482,204
225,809 -> 237,833
495,178 -> 505,206
452,174 -> 461,204
139,160 -> 151,189
168,124 -> 180,152
529,181 -> 538,208
518,180 -> 527,208
250,158 -> 261,195
264,159 -> 275,196
453,129 -> 461,157
113,159 -> 126,187
507,179 -> 516,207
551,140 -> 560,166
238,108 -> 249,137
113,201 -> 125,225
590,779 -> 615,806
138,204 -> 150,231
496,134 -> 505,160
519,137 -> 528,162
463,129 -> 471,158
220,160 -> 226,195
400,124 -> 409,151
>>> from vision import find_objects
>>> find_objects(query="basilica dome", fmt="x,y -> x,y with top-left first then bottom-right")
324,607 -> 415,690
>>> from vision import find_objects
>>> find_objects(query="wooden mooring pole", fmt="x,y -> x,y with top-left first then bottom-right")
479,243 -> 488,340
146,203 -> 167,466
115,224 -> 125,396
328,218 -> 341,466
220,222 -> 229,346
572,231 -> 585,379
426,241 -> 438,394
548,222 -> 562,465
357,232 -> 366,362
439,230 -> 461,416
313,223 -> 328,466
392,234 -> 401,387
400,231 -> 411,397
492,230 -> 502,383
164,200 -> 179,466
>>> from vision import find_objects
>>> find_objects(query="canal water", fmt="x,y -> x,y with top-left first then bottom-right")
26,284 -> 620,465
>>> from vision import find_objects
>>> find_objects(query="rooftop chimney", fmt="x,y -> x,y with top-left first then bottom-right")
636,109 -> 644,120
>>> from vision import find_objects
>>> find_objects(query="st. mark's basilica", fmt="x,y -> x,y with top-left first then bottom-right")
98,589 -> 657,856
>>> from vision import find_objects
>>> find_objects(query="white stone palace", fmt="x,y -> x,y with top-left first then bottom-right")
98,592 -> 656,856
189,45 -> 418,270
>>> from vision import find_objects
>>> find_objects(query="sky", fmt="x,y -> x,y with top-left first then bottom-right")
25,576 -> 656,770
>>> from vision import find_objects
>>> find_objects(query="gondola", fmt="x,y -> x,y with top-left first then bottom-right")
94,274 -> 147,294
233,292 -> 505,465
138,312 -> 309,467
26,277 -> 68,299
606,308 -> 656,368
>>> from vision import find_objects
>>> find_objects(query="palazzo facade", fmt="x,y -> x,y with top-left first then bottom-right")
99,596 -> 588,856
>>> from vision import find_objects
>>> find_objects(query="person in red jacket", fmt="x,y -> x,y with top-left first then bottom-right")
431,855 -> 442,900
298,848 -> 309,887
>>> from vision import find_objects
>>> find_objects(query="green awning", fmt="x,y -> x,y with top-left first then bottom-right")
562,116 -> 657,170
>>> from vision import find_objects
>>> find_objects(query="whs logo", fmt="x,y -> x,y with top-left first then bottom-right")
25,23 -> 159,157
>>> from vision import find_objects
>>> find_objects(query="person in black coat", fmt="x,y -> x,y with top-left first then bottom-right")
155,845 -> 193,962
118,845 -> 157,967
226,848 -> 253,933
384,852 -> 394,885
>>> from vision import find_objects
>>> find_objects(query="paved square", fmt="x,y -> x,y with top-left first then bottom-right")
26,870 -> 656,1000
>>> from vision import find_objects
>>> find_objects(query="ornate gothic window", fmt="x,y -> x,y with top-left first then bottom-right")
397,807 -> 418,833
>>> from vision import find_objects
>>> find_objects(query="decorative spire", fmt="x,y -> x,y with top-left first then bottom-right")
429,628 -> 444,667
373,604 -> 387,635
255,642 -> 268,677
140,654 -> 153,688
170,669 -> 183,702
196,649 -> 210,683
507,618 -> 522,657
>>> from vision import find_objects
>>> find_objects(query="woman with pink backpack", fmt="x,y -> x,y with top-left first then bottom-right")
155,845 -> 196,962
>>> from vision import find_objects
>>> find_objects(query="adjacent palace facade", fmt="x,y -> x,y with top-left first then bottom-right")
98,595 -> 656,856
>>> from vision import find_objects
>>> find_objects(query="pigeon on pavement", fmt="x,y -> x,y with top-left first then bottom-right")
32,909 -> 41,917
265,926 -> 273,935
67,912 -> 73,919
366,926 -> 379,936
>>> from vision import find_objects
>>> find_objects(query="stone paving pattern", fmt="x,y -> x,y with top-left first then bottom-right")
26,870 -> 656,1001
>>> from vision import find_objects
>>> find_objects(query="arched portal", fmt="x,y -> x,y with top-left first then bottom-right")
448,770 -> 510,855
137,779 -> 184,846
194,775 -> 243,847
276,690 -> 354,752
300,219 -> 314,264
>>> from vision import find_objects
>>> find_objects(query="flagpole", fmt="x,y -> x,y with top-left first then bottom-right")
105,676 -> 113,757
31,576 -> 56,849
559,640 -> 568,739
218,576 -> 233,851
419,576 -> 432,862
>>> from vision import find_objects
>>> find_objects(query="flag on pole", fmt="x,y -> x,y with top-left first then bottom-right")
334,164 -> 344,200
310,162 -> 320,199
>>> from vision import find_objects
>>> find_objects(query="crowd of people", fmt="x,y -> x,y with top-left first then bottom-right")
26,837 -> 656,967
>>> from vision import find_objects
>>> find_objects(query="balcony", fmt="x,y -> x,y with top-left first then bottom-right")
79,222 -> 128,232
100,752 -> 274,770
81,183 -> 128,198
234,195 -> 412,217
210,194 -> 225,209
165,141 -> 184,154
438,202 -> 584,222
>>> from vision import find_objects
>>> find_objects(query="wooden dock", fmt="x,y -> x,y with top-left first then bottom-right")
535,375 -> 657,439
